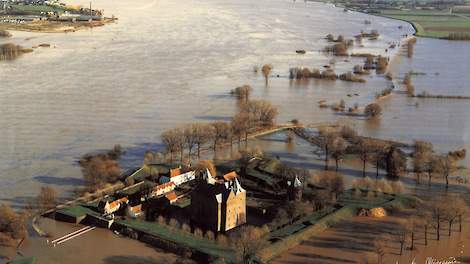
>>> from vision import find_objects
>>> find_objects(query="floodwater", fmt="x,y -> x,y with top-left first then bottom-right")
0,0 -> 416,207
0,217 -> 187,264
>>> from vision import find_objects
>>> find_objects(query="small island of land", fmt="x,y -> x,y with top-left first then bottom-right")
0,0 -> 117,33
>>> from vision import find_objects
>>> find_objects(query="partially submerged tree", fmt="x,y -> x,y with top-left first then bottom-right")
231,85 -> 253,102
184,124 -> 198,160
364,103 -> 382,118
211,121 -> 232,155
161,128 -> 184,162
79,153 -> 122,190
192,123 -> 212,159
331,137 -> 347,171
318,127 -> 339,171
261,64 -> 273,85
37,186 -> 58,211
240,100 -> 278,127
231,112 -> 251,148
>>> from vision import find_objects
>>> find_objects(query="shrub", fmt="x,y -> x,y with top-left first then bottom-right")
181,223 -> 191,233
376,56 -> 388,74
216,234 -> 229,246
194,228 -> 203,237
0,43 -> 25,61
0,30 -> 12,38
157,215 -> 166,225
205,230 -> 215,240
169,218 -> 180,229
364,103 -> 382,117
339,72 -> 366,83
231,85 -> 252,101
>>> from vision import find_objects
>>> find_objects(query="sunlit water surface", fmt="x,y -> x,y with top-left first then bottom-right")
1,0 -> 468,207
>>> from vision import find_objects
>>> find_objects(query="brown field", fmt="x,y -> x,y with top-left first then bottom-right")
271,213 -> 470,264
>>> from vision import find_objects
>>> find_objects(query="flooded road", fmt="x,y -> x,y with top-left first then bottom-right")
2,0 -> 469,209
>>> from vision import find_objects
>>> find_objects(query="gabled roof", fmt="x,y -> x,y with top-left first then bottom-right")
170,168 -> 181,177
152,181 -> 176,192
129,204 -> 142,213
165,191 -> 178,203
223,171 -> 238,181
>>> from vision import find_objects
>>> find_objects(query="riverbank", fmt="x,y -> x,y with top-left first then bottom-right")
0,18 -> 116,33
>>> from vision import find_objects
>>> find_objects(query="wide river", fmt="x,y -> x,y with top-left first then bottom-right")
0,0 -> 468,207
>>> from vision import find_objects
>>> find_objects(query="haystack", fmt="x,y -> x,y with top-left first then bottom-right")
369,207 -> 386,218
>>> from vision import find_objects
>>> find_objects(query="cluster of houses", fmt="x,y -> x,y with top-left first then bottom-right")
0,0 -> 104,22
92,163 -> 247,232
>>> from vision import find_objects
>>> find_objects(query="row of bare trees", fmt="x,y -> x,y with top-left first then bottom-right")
395,196 -> 468,256
161,100 -> 278,162
412,140 -> 466,189
314,126 -> 406,178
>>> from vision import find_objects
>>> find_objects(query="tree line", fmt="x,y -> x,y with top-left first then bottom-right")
161,95 -> 278,162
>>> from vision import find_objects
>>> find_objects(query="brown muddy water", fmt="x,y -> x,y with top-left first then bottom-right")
0,0 -> 417,207
0,217 -> 187,264
1,0 -> 469,208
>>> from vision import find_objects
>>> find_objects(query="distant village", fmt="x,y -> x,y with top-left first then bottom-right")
0,0 -> 106,24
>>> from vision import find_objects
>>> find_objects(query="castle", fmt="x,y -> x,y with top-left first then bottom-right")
191,169 -> 246,232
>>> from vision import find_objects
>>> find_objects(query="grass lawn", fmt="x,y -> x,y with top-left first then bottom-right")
56,204 -> 99,218
7,4 -> 69,15
270,207 -> 337,239
117,219 -> 235,261
377,9 -> 470,38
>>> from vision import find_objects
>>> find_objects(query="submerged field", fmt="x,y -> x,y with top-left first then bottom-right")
377,9 -> 470,39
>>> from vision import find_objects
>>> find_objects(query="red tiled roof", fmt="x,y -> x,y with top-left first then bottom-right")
153,181 -> 175,192
165,191 -> 178,202
109,197 -> 128,210
170,168 -> 181,177
223,171 -> 238,181
130,204 -> 142,213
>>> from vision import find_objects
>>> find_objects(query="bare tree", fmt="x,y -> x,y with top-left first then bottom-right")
370,141 -> 388,178
0,204 -> 27,247
79,154 -> 122,190
373,235 -> 389,263
435,155 -> 456,190
37,186 -> 58,211
231,225 -> 269,264
318,127 -> 338,171
396,220 -> 408,255
385,146 -> 407,178
240,100 -> 278,127
357,139 -> 373,177
161,128 -> 183,162
430,200 -> 446,241
193,123 -> 212,159
315,171 -> 345,201
184,124 -> 198,160
418,208 -> 432,246
231,85 -> 252,102
331,137 -> 347,171
364,103 -> 382,118
406,217 -> 420,251
211,121 -> 231,156
232,113 -> 248,149
454,197 -> 468,233
262,64 -> 273,85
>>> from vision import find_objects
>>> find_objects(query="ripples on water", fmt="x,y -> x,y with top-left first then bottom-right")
0,0 -> 467,206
